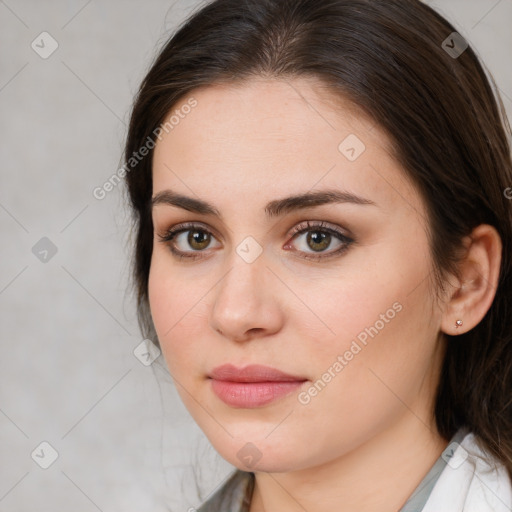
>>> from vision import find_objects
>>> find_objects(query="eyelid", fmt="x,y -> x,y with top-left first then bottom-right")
286,219 -> 351,239
157,221 -> 222,242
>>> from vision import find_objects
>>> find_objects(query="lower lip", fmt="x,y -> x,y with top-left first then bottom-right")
210,379 -> 305,408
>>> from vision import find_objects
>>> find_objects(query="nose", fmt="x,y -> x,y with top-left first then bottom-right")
209,251 -> 284,343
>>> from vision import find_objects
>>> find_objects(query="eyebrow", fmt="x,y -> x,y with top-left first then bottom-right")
151,188 -> 377,219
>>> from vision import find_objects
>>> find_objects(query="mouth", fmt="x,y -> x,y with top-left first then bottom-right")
208,364 -> 308,408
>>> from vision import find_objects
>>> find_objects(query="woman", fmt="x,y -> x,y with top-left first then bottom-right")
124,0 -> 512,510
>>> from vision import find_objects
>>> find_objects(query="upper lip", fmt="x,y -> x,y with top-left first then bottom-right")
209,364 -> 307,382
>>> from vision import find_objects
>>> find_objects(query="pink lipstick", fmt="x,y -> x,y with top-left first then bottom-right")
208,364 -> 307,408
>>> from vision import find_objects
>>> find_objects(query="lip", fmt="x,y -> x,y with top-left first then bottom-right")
208,364 -> 307,408
209,364 -> 306,382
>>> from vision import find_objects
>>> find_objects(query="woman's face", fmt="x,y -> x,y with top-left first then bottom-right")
149,78 -> 446,472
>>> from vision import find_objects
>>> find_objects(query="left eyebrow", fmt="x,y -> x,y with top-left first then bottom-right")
151,188 -> 378,220
264,189 -> 378,218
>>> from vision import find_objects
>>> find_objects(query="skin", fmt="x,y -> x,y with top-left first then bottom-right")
148,78 -> 502,511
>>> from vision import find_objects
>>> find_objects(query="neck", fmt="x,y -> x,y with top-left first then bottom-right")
249,416 -> 449,512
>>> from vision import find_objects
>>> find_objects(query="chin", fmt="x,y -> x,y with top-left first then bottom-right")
207,434 -> 316,474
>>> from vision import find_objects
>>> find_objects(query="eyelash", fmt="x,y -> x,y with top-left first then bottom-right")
157,220 -> 354,262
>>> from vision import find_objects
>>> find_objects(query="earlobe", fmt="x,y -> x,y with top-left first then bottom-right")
440,224 -> 502,336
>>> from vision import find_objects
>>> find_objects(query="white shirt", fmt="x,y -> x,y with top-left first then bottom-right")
420,430 -> 512,512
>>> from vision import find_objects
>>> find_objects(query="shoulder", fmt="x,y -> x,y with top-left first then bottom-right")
422,430 -> 512,512
196,470 -> 254,512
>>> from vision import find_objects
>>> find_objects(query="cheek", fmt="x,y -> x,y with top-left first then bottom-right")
309,272 -> 438,425
285,276 -> 439,467
302,233 -> 438,392
147,254 -> 205,376
307,253 -> 429,358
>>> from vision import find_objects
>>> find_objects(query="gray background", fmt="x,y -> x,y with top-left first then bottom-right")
1,1 -> 511,511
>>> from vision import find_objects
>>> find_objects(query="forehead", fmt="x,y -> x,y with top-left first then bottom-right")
151,77 -> 424,219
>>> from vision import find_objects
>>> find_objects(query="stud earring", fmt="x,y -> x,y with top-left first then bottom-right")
455,319 -> 463,328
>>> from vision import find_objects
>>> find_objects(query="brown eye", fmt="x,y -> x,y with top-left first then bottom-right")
158,223 -> 221,259
187,230 -> 211,250
285,221 -> 354,261
305,231 -> 332,252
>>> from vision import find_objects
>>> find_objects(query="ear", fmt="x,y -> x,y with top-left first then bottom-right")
440,224 -> 502,336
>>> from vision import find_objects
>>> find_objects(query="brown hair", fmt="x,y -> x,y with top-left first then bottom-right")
124,0 -> 512,480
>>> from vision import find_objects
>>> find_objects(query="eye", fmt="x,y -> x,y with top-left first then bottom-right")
284,220 -> 354,261
157,222 -> 221,260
